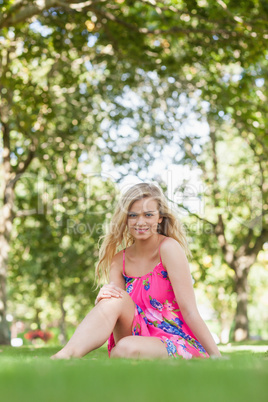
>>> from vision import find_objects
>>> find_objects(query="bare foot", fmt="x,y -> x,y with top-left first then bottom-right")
50,350 -> 72,360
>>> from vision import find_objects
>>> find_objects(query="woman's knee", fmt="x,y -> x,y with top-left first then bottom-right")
110,337 -> 139,359
97,290 -> 134,316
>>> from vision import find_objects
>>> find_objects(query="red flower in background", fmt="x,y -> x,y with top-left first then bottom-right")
24,330 -> 53,342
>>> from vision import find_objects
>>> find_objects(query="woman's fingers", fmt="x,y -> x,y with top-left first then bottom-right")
101,287 -> 123,298
104,282 -> 124,296
95,283 -> 124,304
109,282 -> 124,294
95,294 -> 112,305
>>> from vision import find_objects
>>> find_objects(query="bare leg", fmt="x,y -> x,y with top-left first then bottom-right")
111,336 -> 168,359
51,291 -> 135,359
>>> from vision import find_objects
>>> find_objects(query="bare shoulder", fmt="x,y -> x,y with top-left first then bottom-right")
160,237 -> 188,268
161,237 -> 186,254
110,249 -> 124,272
109,250 -> 125,286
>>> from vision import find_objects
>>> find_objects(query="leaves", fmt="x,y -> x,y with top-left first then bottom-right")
1,0 -> 267,340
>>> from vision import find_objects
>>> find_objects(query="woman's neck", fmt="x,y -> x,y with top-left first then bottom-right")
131,234 -> 164,257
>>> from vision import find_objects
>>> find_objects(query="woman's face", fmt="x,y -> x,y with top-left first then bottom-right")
127,197 -> 163,239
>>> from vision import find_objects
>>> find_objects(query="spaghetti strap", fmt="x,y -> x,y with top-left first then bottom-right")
158,237 -> 168,265
122,249 -> 126,275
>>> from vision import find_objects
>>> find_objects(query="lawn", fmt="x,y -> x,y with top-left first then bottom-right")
0,341 -> 267,402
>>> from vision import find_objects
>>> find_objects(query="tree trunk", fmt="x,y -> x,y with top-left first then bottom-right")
0,120 -> 15,344
233,267 -> 249,341
35,308 -> 42,329
219,311 -> 231,344
0,114 -> 36,344
0,236 -> 10,344
0,200 -> 14,344
59,296 -> 67,345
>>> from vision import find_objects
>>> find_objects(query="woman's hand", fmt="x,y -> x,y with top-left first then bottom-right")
95,282 -> 124,305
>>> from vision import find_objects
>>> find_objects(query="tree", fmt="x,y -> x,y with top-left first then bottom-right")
190,46 -> 268,340
93,2 -> 268,341
8,156 -> 117,344
0,16 -> 106,342
177,125 -> 267,341
1,0 -> 268,344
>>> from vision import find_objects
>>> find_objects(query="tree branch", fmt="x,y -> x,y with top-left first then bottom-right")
234,226 -> 268,274
169,194 -> 236,268
208,123 -> 236,267
15,137 -> 38,178
209,125 -> 220,208
2,121 -> 11,179
92,6 -> 245,37
0,0 -> 90,28
236,228 -> 254,258
216,0 -> 244,25
0,0 -> 265,38
215,214 -> 236,268
167,197 -> 216,228
248,227 -> 268,257
138,0 -> 268,33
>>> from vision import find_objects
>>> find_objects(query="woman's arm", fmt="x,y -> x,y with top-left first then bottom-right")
109,251 -> 126,289
161,238 -> 221,357
95,252 -> 125,305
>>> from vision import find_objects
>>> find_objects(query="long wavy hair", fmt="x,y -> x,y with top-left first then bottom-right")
95,182 -> 191,284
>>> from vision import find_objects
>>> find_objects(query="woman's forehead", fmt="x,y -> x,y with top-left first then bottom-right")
129,197 -> 158,212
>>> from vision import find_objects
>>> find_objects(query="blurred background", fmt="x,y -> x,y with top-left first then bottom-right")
0,0 -> 267,348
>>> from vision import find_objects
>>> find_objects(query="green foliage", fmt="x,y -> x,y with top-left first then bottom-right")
1,0 -> 268,342
7,157 -> 118,329
248,252 -> 268,338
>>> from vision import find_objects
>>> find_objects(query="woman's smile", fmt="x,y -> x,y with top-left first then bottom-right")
134,227 -> 149,233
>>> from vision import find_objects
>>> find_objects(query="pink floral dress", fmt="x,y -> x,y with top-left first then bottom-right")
108,240 -> 209,359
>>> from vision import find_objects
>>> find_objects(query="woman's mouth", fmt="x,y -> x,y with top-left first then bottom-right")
134,228 -> 149,233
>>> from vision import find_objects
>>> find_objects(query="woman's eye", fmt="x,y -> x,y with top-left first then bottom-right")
128,213 -> 153,218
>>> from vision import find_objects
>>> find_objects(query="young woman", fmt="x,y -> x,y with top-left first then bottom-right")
52,183 -> 221,359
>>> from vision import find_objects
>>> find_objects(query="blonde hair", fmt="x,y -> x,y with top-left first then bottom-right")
95,182 -> 191,284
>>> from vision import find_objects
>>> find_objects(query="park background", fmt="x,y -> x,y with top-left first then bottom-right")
0,0 -> 268,354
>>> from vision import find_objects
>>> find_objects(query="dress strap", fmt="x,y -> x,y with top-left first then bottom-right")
122,249 -> 126,275
158,237 -> 168,265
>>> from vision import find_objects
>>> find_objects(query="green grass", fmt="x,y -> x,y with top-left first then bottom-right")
0,342 -> 267,402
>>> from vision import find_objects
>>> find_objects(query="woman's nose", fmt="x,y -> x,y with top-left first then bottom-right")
136,215 -> 145,225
